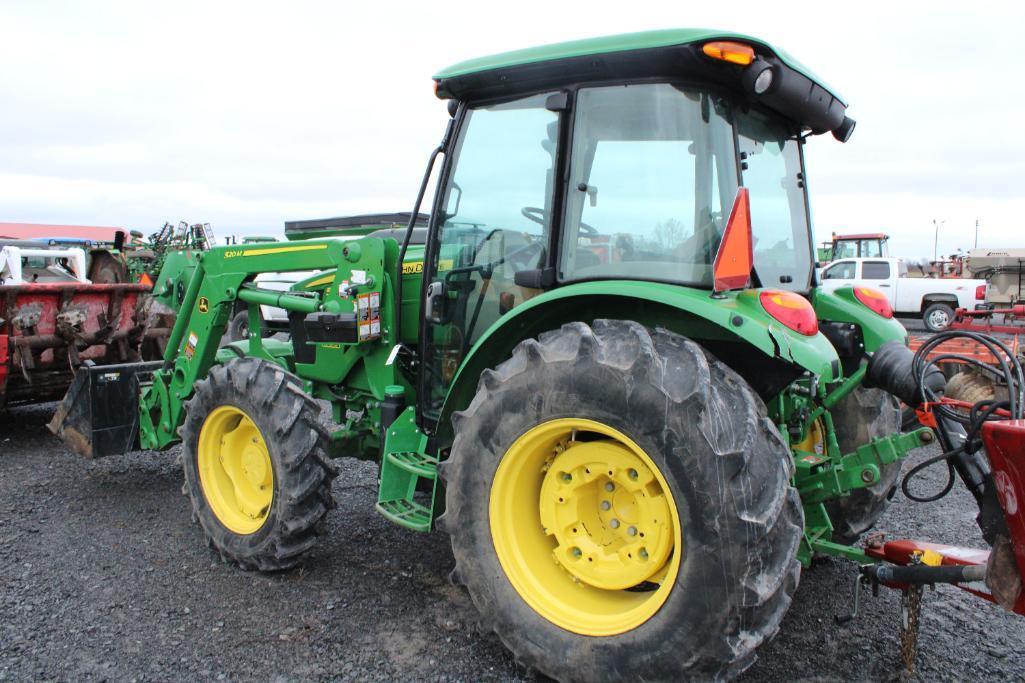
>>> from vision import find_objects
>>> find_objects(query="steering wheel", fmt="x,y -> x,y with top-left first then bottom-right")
521,206 -> 598,236
505,239 -> 543,272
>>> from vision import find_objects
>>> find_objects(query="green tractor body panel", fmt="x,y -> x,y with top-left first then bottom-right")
811,286 -> 908,352
434,28 -> 841,104
439,281 -> 841,427
150,249 -> 200,310
289,242 -> 427,345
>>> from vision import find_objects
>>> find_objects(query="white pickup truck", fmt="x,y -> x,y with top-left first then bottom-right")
819,257 -> 986,331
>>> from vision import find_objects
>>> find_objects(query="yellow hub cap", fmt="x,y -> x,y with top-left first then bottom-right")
490,418 -> 682,636
197,406 -> 274,535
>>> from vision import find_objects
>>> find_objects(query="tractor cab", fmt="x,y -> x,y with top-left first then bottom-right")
818,232 -> 891,265
419,30 -> 854,417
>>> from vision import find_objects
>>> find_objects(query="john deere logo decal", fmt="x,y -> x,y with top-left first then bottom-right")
198,297 -> 210,313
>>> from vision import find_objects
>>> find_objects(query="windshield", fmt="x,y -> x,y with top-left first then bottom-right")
560,84 -> 738,285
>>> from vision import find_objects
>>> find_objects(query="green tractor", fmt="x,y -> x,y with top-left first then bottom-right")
52,29 -> 936,680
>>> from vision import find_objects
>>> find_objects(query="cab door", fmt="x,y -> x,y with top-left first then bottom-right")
418,92 -> 563,423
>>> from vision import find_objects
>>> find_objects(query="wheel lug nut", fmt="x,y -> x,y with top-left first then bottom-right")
627,526 -> 637,536
628,468 -> 638,480
561,472 -> 572,482
600,501 -> 611,511
609,518 -> 620,529
639,548 -> 648,560
604,482 -> 615,492
571,547 -> 582,558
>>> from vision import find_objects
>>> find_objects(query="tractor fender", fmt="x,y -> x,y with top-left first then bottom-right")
439,280 -> 840,428
810,286 -> 908,353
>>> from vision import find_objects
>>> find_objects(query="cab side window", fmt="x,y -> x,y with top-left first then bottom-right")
862,261 -> 891,280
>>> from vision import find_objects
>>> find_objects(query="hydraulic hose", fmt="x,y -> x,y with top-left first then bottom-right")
865,333 -> 1022,545
865,562 -> 986,586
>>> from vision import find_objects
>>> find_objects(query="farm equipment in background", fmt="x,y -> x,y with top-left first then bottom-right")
816,231 -> 890,265
0,220 -> 214,411
968,248 -> 1025,308
0,222 -> 141,284
134,221 -> 215,282
0,242 -> 170,410
46,29 -> 1025,681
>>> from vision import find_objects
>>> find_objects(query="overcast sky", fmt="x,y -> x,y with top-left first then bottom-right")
1,1 -> 1021,259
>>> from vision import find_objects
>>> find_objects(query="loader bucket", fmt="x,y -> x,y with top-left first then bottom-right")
48,361 -> 162,458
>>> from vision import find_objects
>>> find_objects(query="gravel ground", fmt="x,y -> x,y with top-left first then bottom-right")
2,398 -> 1023,682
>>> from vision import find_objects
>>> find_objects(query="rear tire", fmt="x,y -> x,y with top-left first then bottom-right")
87,252 -> 125,283
824,387 -> 902,544
922,302 -> 955,332
180,357 -> 336,570
441,320 -> 803,681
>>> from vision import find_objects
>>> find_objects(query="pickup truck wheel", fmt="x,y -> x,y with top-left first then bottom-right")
441,320 -> 802,681
180,357 -> 337,571
923,302 -> 955,332
824,387 -> 902,544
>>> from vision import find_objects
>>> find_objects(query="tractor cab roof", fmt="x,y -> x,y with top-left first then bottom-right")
434,29 -> 852,139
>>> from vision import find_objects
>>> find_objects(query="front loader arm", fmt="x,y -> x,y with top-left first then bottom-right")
138,238 -> 391,450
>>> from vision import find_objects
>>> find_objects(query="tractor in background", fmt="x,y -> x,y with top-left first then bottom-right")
50,30 -> 1025,681
817,231 -> 890,265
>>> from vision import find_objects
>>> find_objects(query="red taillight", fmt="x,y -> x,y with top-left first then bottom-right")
759,290 -> 818,336
975,284 -> 986,300
853,287 -> 893,318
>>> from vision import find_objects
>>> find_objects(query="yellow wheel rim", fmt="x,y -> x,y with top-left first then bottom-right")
197,406 -> 274,535
489,418 -> 682,636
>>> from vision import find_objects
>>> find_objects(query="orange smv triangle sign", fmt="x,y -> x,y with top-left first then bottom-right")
713,187 -> 753,292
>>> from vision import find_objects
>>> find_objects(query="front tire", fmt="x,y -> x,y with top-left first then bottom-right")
442,320 -> 803,681
181,357 -> 336,570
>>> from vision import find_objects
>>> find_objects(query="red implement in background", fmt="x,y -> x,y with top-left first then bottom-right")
0,282 -> 169,409
908,332 -> 1020,366
947,306 -> 1025,335
981,419 -> 1025,615
866,419 -> 1025,616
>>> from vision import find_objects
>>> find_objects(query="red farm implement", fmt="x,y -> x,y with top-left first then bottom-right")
0,281 -> 170,410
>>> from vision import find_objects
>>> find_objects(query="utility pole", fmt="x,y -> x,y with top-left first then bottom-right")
975,218 -> 979,248
933,219 -> 945,262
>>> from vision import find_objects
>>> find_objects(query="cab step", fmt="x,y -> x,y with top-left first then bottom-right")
374,498 -> 433,532
384,450 -> 439,479
375,407 -> 438,532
